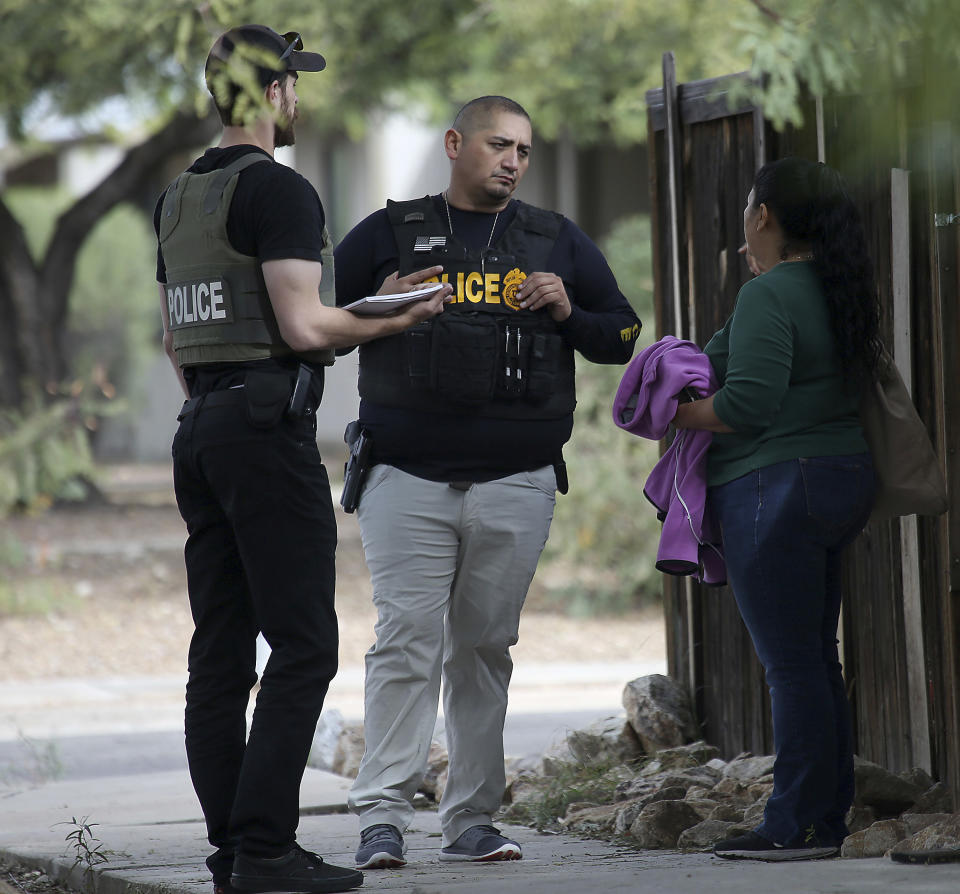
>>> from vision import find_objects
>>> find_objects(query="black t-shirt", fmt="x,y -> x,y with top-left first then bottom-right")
334,195 -> 642,481
154,145 -> 327,395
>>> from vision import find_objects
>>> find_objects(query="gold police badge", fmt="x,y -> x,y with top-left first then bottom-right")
501,268 -> 527,311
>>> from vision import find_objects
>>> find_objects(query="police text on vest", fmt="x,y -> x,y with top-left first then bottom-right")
166,280 -> 230,328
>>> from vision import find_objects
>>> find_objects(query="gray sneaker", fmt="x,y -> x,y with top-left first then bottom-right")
355,824 -> 406,869
439,825 -> 522,862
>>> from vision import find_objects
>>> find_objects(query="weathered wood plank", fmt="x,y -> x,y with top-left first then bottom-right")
926,118 -> 960,803
892,166 -> 933,771
646,71 -> 755,131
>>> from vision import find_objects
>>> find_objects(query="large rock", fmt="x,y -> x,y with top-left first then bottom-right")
621,769 -> 712,798
892,814 -> 960,855
308,708 -> 345,771
645,741 -> 721,772
331,722 -> 366,778
902,813 -> 955,836
614,797 -> 653,835
418,739 -> 449,800
567,716 -> 645,766
710,777 -> 757,805
845,805 -> 877,835
900,767 -> 934,792
622,675 -> 697,752
686,798 -> 723,821
742,800 -> 767,826
500,775 -> 544,821
841,819 -> 907,858
678,818 -> 749,852
853,756 -> 925,815
648,785 -> 689,805
843,814 -> 955,861
904,782 -> 955,815
504,755 -> 542,795
614,778 -> 659,803
614,783 -> 709,834
709,802 -> 746,823
722,754 -> 776,782
629,800 -> 703,848
562,803 -> 621,836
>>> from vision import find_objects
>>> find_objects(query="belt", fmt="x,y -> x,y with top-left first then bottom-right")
177,387 -> 246,420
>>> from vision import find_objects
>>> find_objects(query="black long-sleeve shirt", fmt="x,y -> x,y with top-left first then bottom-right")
334,196 -> 641,481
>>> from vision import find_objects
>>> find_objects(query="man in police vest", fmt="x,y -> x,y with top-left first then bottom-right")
155,25 -> 449,894
334,95 -> 642,869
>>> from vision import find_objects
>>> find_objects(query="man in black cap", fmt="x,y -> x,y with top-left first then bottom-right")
154,24 -> 447,894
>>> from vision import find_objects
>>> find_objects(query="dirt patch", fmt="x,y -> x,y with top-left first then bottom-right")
0,466 -> 665,681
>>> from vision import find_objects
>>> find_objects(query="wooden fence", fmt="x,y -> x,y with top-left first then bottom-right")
645,52 -> 960,805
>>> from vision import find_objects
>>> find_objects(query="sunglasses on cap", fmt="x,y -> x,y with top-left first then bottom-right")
279,32 -> 303,62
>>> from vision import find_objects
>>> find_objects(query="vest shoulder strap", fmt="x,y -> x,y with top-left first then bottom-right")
512,201 -> 565,240
160,153 -> 273,240
385,196 -> 564,238
386,196 -> 443,228
201,153 -> 273,214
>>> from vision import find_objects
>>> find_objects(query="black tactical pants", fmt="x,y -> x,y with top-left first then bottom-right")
171,392 -> 338,880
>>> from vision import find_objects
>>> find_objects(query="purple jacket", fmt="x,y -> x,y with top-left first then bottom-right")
613,336 -> 726,585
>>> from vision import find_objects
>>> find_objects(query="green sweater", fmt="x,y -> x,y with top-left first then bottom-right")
705,261 -> 868,486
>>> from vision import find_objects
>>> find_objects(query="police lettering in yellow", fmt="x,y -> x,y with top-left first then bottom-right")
421,267 -> 527,311
166,280 -> 231,329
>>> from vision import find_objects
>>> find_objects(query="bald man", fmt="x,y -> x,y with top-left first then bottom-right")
334,95 -> 641,869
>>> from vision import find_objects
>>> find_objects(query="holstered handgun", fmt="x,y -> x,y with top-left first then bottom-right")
341,421 -> 372,513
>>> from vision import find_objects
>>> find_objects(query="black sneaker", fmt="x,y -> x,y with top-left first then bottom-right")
713,831 -> 839,862
890,848 -> 960,864
439,825 -> 522,862
355,824 -> 406,869
232,845 -> 363,893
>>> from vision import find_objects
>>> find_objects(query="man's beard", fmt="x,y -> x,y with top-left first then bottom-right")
484,181 -> 513,201
274,100 -> 297,147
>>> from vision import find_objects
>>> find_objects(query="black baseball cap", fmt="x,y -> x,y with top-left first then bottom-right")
205,25 -> 326,91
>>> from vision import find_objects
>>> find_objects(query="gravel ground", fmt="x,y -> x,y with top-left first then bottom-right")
0,858 -> 74,894
0,466 -> 665,681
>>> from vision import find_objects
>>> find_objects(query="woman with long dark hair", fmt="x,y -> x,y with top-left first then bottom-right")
674,156 -> 881,860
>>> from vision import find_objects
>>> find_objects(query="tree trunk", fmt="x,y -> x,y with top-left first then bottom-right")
0,108 -> 219,411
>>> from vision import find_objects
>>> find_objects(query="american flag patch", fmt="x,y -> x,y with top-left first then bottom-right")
414,236 -> 447,252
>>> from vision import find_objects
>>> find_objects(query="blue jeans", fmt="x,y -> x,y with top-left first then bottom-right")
710,454 -> 874,847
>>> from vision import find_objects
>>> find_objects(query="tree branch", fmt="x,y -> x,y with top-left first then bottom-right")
748,0 -> 783,24
41,107 -> 220,329
0,194 -> 44,395
0,194 -> 39,297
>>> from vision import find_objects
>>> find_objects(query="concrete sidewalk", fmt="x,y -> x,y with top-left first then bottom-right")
0,661 -> 662,742
1,769 -> 958,894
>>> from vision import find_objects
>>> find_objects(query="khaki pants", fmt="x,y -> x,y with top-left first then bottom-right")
348,464 -> 556,845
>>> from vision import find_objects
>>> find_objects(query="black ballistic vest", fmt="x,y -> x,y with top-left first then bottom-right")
357,197 -> 577,419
